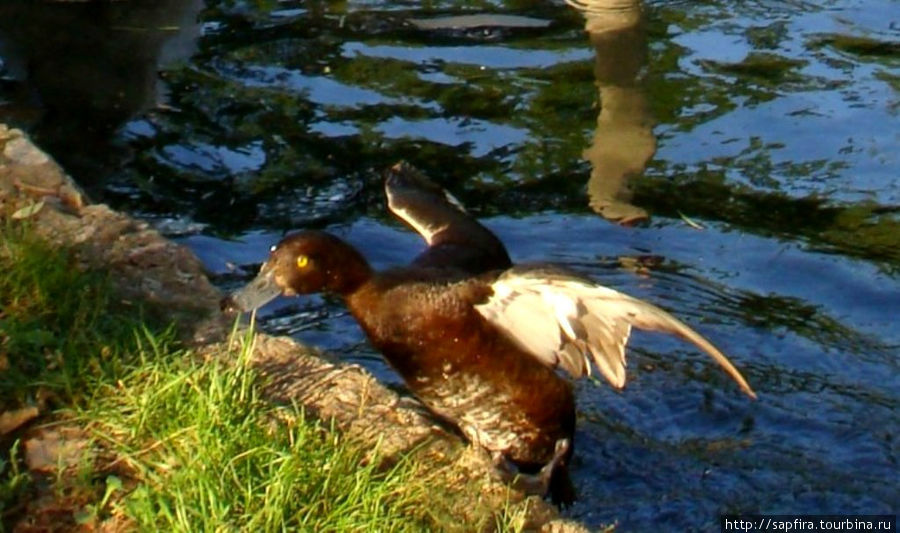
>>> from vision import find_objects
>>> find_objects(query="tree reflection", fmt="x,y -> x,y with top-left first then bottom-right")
568,0 -> 654,225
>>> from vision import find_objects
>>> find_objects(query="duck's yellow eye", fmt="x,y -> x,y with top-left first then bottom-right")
296,255 -> 309,269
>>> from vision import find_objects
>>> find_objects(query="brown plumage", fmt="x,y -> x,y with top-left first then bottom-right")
222,162 -> 756,504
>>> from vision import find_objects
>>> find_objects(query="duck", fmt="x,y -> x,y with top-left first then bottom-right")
221,162 -> 756,504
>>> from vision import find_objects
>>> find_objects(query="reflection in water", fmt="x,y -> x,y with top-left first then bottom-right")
569,0 -> 654,224
0,0 -> 202,189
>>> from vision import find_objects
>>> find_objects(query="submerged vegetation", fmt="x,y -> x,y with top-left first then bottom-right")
0,224 -> 522,531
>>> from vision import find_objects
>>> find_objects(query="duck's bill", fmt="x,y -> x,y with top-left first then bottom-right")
220,270 -> 282,313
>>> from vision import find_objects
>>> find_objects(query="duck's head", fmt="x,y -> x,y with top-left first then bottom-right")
221,231 -> 372,314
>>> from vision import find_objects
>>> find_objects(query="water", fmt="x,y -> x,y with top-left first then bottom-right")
1,0 -> 897,529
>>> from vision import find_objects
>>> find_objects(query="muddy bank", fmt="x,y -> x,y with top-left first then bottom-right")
0,125 -> 587,531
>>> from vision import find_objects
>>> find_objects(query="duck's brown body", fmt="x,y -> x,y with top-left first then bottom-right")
222,163 -> 756,505
347,267 -> 575,467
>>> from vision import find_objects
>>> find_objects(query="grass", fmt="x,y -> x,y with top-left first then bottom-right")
0,223 -> 138,408
79,324 -> 435,531
0,223 -> 526,531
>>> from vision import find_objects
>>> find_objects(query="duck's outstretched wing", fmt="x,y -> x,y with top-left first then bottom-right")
384,162 -> 511,273
474,266 -> 757,399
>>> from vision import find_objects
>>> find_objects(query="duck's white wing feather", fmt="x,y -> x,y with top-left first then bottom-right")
474,268 -> 757,399
384,162 -> 467,246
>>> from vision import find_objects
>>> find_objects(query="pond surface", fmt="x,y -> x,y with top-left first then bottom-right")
1,0 -> 897,530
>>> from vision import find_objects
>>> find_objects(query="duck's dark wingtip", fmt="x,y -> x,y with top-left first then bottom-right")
384,161 -> 458,207
384,161 -> 470,236
383,162 -> 511,271
384,160 -> 416,181
388,160 -> 413,174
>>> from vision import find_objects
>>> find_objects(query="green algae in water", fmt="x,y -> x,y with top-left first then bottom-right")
698,52 -> 808,83
812,34 -> 900,60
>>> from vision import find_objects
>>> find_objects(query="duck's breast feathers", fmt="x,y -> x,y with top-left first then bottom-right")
474,265 -> 757,399
385,162 -> 511,272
